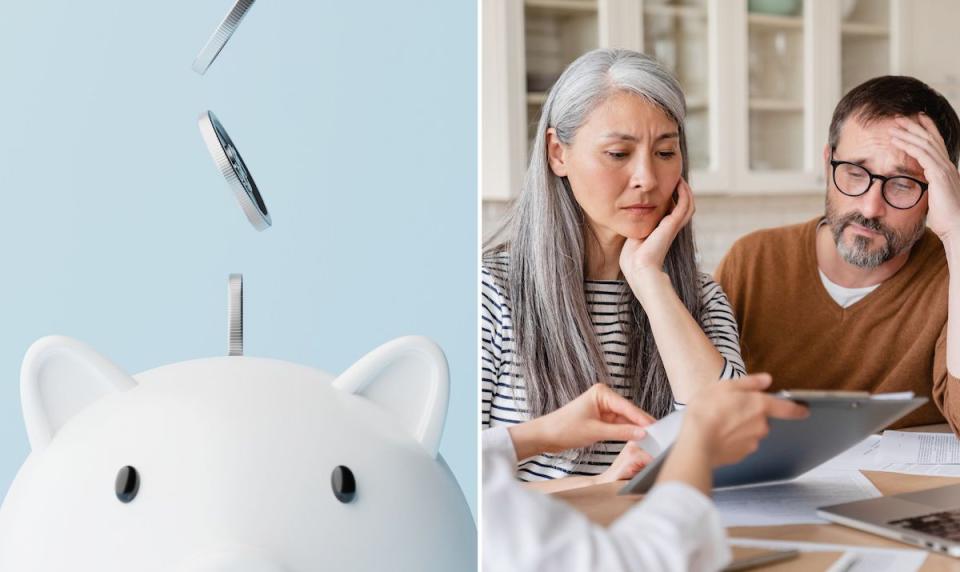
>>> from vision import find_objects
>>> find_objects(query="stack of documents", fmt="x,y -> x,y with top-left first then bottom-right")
820,431 -> 960,477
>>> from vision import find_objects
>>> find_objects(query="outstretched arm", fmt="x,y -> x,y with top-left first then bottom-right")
482,374 -> 808,572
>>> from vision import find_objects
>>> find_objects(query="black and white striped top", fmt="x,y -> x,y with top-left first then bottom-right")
481,251 -> 746,482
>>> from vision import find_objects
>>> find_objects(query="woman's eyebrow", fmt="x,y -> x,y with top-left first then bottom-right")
600,132 -> 680,142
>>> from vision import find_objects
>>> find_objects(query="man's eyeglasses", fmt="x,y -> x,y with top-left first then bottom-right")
829,148 -> 928,210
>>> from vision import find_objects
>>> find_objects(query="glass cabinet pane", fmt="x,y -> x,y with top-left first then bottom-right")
840,0 -> 890,94
524,0 -> 599,148
643,0 -> 710,170
747,0 -> 805,171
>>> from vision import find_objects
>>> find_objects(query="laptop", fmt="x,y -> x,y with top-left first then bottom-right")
819,483 -> 960,557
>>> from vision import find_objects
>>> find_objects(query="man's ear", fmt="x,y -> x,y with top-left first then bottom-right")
546,128 -> 568,177
823,143 -> 832,184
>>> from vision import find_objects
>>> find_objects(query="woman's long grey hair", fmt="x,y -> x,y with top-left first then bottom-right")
484,48 -> 702,423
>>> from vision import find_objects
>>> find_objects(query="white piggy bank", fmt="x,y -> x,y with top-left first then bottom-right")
0,335 -> 476,571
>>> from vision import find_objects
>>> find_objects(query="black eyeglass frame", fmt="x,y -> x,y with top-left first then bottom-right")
829,148 -> 929,210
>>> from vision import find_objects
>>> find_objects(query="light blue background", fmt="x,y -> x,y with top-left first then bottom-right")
0,1 -> 477,514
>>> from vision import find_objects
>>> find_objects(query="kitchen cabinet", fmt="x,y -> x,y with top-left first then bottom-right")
480,0 -> 903,200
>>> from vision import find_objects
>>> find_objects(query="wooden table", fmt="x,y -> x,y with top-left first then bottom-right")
552,425 -> 960,571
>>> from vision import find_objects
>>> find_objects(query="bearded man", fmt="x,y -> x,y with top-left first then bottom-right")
715,75 -> 960,431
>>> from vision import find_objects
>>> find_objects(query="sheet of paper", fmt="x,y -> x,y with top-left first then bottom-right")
728,538 -> 927,572
818,435 -> 882,471
818,434 -> 960,477
630,410 -> 684,457
879,431 -> 960,464
713,468 -> 881,526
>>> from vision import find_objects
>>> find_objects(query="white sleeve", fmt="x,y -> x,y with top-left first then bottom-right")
482,427 -> 731,572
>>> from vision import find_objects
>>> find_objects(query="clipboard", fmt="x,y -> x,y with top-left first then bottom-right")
619,391 -> 927,495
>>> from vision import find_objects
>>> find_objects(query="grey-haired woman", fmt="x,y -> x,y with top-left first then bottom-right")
482,48 -> 746,491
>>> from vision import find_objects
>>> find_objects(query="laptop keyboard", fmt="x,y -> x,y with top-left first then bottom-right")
890,509 -> 960,540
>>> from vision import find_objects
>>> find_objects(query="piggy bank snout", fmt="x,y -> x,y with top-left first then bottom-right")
176,545 -> 288,572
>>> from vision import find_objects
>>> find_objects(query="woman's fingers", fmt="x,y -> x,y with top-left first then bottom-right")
594,421 -> 647,442
631,178 -> 693,256
602,442 -> 653,482
625,447 -> 653,470
675,177 -> 695,226
597,385 -> 656,427
660,178 -> 693,230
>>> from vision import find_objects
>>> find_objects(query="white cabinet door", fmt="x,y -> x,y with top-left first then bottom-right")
481,0 -> 905,202
897,0 -> 960,113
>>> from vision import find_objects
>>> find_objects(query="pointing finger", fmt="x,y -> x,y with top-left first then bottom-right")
763,395 -> 810,420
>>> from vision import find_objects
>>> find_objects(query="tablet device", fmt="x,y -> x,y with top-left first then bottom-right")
619,392 -> 927,495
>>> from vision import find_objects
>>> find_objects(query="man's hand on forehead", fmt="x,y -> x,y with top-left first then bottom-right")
890,113 -> 960,242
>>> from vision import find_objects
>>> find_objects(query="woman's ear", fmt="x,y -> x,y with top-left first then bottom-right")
546,128 -> 568,177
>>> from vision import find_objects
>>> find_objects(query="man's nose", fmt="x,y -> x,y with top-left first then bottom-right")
858,178 -> 887,219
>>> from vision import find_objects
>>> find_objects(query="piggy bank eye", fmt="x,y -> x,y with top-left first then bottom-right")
331,465 -> 356,503
115,466 -> 140,503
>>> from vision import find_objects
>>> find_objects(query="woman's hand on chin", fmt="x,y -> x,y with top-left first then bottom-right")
619,178 -> 695,298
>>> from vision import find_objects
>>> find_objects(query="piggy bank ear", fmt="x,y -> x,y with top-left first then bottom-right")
333,336 -> 449,458
20,336 -> 137,452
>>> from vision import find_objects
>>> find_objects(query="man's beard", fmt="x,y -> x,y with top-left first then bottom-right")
824,192 -> 926,268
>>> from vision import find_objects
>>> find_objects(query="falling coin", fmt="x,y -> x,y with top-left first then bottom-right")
227,273 -> 243,356
198,110 -> 272,231
192,0 -> 256,75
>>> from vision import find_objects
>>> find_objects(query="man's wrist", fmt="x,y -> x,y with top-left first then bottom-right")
943,232 -> 960,269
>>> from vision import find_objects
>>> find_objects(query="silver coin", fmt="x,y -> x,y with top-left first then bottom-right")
228,273 -> 243,356
192,0 -> 256,75
198,110 -> 271,231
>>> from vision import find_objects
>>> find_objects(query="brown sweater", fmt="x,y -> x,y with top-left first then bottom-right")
715,217 -> 960,431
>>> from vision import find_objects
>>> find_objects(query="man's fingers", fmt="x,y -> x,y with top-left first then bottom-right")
891,136 -> 943,175
891,125 -> 950,165
895,114 -> 941,146
763,395 -> 810,420
917,113 -> 948,147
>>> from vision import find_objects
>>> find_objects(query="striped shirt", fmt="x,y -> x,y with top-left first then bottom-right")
481,252 -> 746,482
